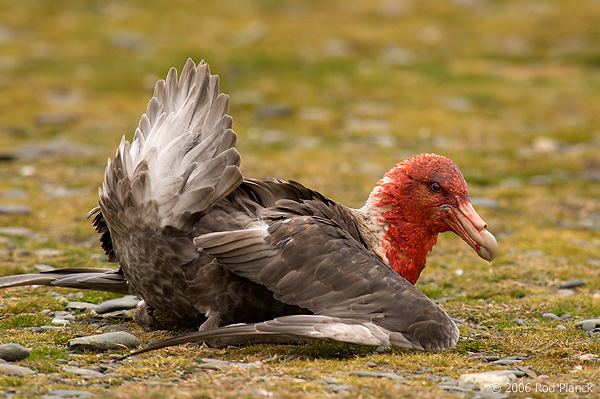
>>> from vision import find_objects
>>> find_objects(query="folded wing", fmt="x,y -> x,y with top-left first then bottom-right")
132,213 -> 458,355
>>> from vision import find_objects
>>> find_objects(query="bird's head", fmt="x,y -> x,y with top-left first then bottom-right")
369,153 -> 497,283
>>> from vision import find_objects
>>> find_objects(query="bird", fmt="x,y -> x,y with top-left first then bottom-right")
0,59 -> 497,353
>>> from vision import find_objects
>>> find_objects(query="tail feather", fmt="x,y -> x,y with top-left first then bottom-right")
128,314 -> 416,357
0,268 -> 129,295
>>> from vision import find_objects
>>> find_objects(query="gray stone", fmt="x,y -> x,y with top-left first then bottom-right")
34,248 -> 64,257
65,302 -> 98,312
63,367 -> 106,378
67,332 -> 141,352
255,104 -> 292,119
542,313 -> 559,320
513,318 -> 526,326
577,319 -> 599,331
0,363 -> 35,376
0,227 -> 33,237
458,370 -> 517,391
34,264 -> 56,272
97,310 -> 133,319
0,205 -> 31,215
0,189 -> 26,199
556,324 -> 567,330
558,279 -> 584,289
52,311 -> 75,325
348,370 -> 404,380
34,113 -> 79,127
364,361 -> 378,367
98,324 -> 127,332
557,289 -> 575,297
490,358 -> 522,366
95,295 -> 140,314
0,343 -> 31,361
471,197 -> 500,210
43,390 -> 92,399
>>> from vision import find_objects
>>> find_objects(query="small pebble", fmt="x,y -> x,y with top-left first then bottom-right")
364,361 -> 378,368
556,324 -> 567,330
0,227 -> 33,237
42,389 -> 92,399
558,279 -> 584,289
348,371 -> 404,381
489,358 -> 522,366
513,318 -> 526,326
579,320 -> 598,332
557,289 -> 575,297
34,248 -> 64,257
0,343 -> 31,361
35,264 -> 56,272
63,367 -> 106,378
0,205 -> 31,215
65,302 -> 98,312
99,324 -> 127,332
542,313 -> 559,320
95,296 -> 141,314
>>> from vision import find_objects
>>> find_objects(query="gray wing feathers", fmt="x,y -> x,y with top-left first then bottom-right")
0,268 -> 129,294
193,218 -> 459,352
100,59 -> 243,231
130,314 -> 414,357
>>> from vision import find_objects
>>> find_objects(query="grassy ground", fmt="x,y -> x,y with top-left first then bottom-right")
1,0 -> 599,397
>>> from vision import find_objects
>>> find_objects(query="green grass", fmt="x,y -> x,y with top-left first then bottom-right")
1,0 -> 600,397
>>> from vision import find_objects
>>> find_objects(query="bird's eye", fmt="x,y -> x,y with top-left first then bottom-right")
429,182 -> 442,193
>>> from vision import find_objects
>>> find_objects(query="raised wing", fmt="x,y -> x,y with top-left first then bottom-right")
99,58 -> 243,234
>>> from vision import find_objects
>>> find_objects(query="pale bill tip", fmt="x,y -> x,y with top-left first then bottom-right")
477,229 -> 498,262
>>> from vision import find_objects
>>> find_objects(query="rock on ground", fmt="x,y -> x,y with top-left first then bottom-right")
95,296 -> 141,314
67,332 -> 140,352
0,363 -> 36,376
0,343 -> 31,361
42,390 -> 92,399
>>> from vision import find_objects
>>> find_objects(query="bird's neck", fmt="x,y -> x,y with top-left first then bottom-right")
359,176 -> 439,285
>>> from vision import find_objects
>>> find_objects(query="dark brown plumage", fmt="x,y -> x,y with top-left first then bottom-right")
0,59 -> 498,352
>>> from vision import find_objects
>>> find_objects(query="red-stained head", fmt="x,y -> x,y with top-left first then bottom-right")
370,154 -> 497,284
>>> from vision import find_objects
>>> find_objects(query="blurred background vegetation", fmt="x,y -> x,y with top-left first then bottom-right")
0,0 -> 599,397
1,0 -> 599,277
